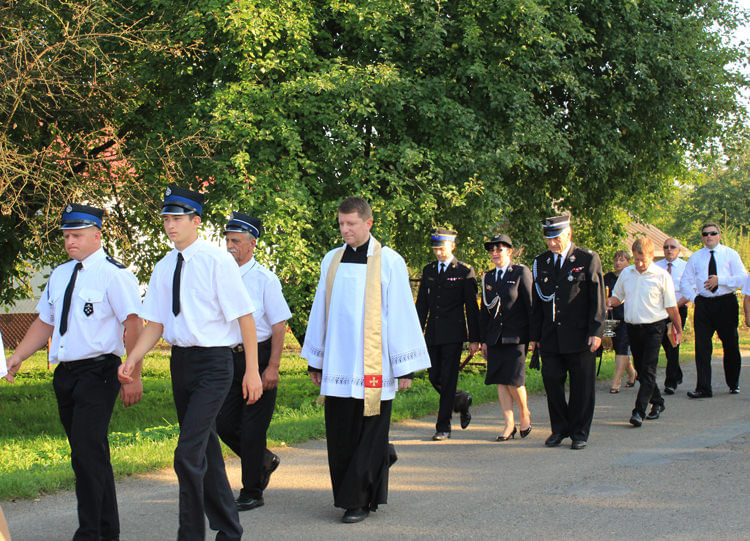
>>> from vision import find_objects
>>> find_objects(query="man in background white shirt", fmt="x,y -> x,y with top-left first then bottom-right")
678,223 -> 746,397
653,238 -> 688,394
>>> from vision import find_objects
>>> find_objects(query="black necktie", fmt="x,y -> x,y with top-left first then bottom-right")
439,262 -> 445,276
555,255 -> 562,274
59,262 -> 83,336
496,268 -> 503,283
173,253 -> 184,316
708,250 -> 718,293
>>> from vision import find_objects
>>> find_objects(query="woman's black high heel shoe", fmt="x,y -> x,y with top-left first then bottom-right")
496,426 -> 517,441
519,425 -> 532,438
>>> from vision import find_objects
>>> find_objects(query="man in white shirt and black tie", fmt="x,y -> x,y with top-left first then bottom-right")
653,238 -> 689,394
678,223 -> 746,397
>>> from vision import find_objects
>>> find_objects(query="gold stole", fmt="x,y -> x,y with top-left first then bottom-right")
325,238 -> 383,416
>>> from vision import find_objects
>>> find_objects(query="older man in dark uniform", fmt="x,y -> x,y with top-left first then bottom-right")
416,227 -> 481,441
530,215 -> 605,450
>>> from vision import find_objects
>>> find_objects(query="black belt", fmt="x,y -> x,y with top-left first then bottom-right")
626,319 -> 668,327
59,353 -> 119,370
232,337 -> 273,353
697,293 -> 735,301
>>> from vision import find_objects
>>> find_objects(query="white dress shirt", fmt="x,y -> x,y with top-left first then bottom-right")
680,244 -> 747,301
37,247 -> 141,363
238,257 -> 292,342
141,239 -> 255,347
611,263 -> 676,324
743,274 -> 750,295
653,257 -> 686,294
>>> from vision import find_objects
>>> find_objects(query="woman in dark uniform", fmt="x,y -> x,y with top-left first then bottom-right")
605,250 -> 637,393
479,234 -> 534,441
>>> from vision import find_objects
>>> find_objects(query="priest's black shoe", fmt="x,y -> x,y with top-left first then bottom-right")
260,452 -> 280,490
459,394 -> 473,429
646,403 -> 665,420
629,412 -> 643,427
687,390 -> 712,399
544,433 -> 567,447
730,387 -> 740,394
236,494 -> 264,511
342,507 -> 370,523
570,440 -> 587,450
432,431 -> 451,441
663,386 -> 675,395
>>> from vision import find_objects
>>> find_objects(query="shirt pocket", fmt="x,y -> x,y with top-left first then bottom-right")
78,288 -> 106,319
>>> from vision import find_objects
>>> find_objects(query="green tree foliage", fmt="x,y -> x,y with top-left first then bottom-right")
2,1 -> 747,341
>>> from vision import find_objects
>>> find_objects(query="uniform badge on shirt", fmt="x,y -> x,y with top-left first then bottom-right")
486,285 -> 493,291
83,302 -> 94,316
569,255 -> 576,263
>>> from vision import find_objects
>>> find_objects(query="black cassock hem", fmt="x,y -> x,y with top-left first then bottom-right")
324,396 -> 393,510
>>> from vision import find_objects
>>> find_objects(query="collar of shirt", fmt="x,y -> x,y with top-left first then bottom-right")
239,257 -> 258,277
495,263 -> 510,276
440,256 -> 455,269
556,245 -> 571,264
175,237 -> 206,262
80,247 -> 106,270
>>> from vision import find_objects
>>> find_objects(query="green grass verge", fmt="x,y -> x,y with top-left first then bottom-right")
1,326 -> 747,500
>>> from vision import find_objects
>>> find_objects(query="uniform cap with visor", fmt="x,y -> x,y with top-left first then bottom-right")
160,185 -> 205,216
61,203 -> 104,230
225,211 -> 263,239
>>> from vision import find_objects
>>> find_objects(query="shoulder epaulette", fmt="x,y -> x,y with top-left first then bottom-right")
106,255 -> 127,269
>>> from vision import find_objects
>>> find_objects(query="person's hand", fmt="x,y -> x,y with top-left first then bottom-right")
120,378 -> 143,407
588,336 -> 602,352
468,342 -> 480,355
242,370 -> 263,405
118,359 -> 138,384
704,275 -> 718,291
481,344 -> 488,360
674,329 -> 683,345
3,355 -> 21,383
309,371 -> 322,387
398,378 -> 412,391
261,365 -> 280,391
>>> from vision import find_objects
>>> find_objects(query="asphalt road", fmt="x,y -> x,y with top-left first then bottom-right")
3,354 -> 749,540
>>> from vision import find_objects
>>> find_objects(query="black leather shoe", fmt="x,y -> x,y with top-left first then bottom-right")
663,386 -> 675,395
646,403 -> 665,420
236,494 -> 264,511
260,452 -> 280,490
687,390 -> 712,399
629,412 -> 643,427
342,507 -> 370,523
545,433 -> 567,447
460,394 -> 473,429
519,426 -> 532,438
570,440 -> 587,450
730,387 -> 740,394
432,431 -> 451,441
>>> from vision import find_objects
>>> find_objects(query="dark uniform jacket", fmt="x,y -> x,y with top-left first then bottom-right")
530,244 -> 605,354
416,258 -> 480,345
479,264 -> 533,346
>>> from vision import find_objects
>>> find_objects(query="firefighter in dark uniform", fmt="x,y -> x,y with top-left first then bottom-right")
529,215 -> 605,450
416,227 -> 481,440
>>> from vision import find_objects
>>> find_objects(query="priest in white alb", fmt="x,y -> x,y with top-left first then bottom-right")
302,197 -> 430,524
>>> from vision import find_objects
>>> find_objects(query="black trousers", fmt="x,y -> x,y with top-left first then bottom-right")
693,294 -> 741,394
324,397 -> 392,510
216,339 -> 277,498
427,343 -> 469,432
170,346 -> 242,541
662,305 -> 687,388
53,355 -> 121,541
627,320 -> 666,416
540,350 -> 595,442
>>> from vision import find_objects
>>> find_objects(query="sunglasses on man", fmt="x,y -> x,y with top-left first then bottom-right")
701,231 -> 719,237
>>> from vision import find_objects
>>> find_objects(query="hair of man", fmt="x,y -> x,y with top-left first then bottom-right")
701,222 -> 721,234
337,197 -> 373,221
631,237 -> 654,258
